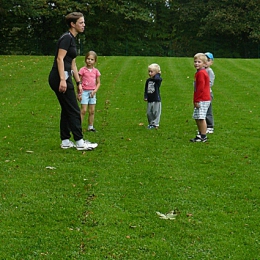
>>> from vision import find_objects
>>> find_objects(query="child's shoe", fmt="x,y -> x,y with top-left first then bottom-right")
190,135 -> 207,142
206,128 -> 214,134
147,125 -> 158,129
88,128 -> 96,132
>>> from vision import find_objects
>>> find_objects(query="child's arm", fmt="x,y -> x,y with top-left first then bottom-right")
90,76 -> 101,98
208,69 -> 215,87
194,73 -> 206,103
154,73 -> 162,81
144,80 -> 148,101
194,102 -> 200,108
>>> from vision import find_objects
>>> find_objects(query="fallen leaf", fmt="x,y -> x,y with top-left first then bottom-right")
130,225 -> 137,229
156,210 -> 178,220
46,166 -> 56,170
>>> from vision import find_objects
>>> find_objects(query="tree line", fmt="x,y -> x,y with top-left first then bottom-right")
1,0 -> 260,58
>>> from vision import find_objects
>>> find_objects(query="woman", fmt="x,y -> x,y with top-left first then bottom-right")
48,12 -> 98,150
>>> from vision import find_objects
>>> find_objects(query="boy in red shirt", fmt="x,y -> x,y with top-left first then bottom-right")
190,53 -> 211,142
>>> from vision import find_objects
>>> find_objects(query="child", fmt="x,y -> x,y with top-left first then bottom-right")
190,53 -> 211,142
78,51 -> 101,132
144,63 -> 162,129
205,52 -> 215,134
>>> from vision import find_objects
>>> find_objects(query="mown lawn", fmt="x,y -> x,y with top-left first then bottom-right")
0,55 -> 259,259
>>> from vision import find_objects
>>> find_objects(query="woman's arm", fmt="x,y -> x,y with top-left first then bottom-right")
71,58 -> 82,95
56,49 -> 67,93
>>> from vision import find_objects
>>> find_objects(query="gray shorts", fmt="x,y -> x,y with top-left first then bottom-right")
193,101 -> 211,119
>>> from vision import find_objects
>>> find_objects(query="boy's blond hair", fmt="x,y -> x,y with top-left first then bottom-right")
194,53 -> 208,64
148,63 -> 161,73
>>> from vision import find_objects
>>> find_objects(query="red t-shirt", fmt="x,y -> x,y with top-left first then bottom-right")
193,69 -> 210,103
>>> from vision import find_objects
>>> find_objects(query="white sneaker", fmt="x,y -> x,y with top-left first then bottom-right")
60,141 -> 75,149
84,140 -> 98,149
76,140 -> 98,151
206,128 -> 214,134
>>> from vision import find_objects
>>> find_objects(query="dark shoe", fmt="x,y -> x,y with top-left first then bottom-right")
88,128 -> 96,132
190,135 -> 207,142
147,125 -> 156,129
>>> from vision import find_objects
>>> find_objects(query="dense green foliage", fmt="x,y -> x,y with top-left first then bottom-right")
0,55 -> 260,258
1,0 -> 260,57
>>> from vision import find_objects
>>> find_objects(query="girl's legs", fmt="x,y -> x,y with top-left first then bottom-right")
88,104 -> 95,130
80,104 -> 88,125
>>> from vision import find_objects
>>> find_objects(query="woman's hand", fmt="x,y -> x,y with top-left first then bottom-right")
77,84 -> 82,95
59,79 -> 67,93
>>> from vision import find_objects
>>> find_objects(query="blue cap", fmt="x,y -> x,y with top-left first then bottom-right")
205,52 -> 214,60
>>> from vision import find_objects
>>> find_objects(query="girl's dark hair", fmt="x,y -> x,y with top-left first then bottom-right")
65,12 -> 83,27
85,51 -> 98,63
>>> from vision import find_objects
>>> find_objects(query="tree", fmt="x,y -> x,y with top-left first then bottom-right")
0,0 -> 259,57
170,0 -> 260,57
200,0 -> 260,57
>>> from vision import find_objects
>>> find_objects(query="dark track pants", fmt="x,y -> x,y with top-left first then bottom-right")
48,69 -> 83,141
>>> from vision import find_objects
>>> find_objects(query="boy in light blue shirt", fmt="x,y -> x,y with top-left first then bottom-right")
205,52 -> 215,134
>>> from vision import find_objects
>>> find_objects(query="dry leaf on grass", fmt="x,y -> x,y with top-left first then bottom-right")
46,166 -> 56,170
156,210 -> 178,220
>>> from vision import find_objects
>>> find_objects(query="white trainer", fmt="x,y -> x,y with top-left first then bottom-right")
206,128 -> 214,134
84,140 -> 98,149
60,141 -> 75,149
76,140 -> 98,151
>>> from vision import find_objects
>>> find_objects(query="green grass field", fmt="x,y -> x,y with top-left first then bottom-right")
0,55 -> 259,259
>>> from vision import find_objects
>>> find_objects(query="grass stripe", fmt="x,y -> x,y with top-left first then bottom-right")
0,56 -> 259,259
